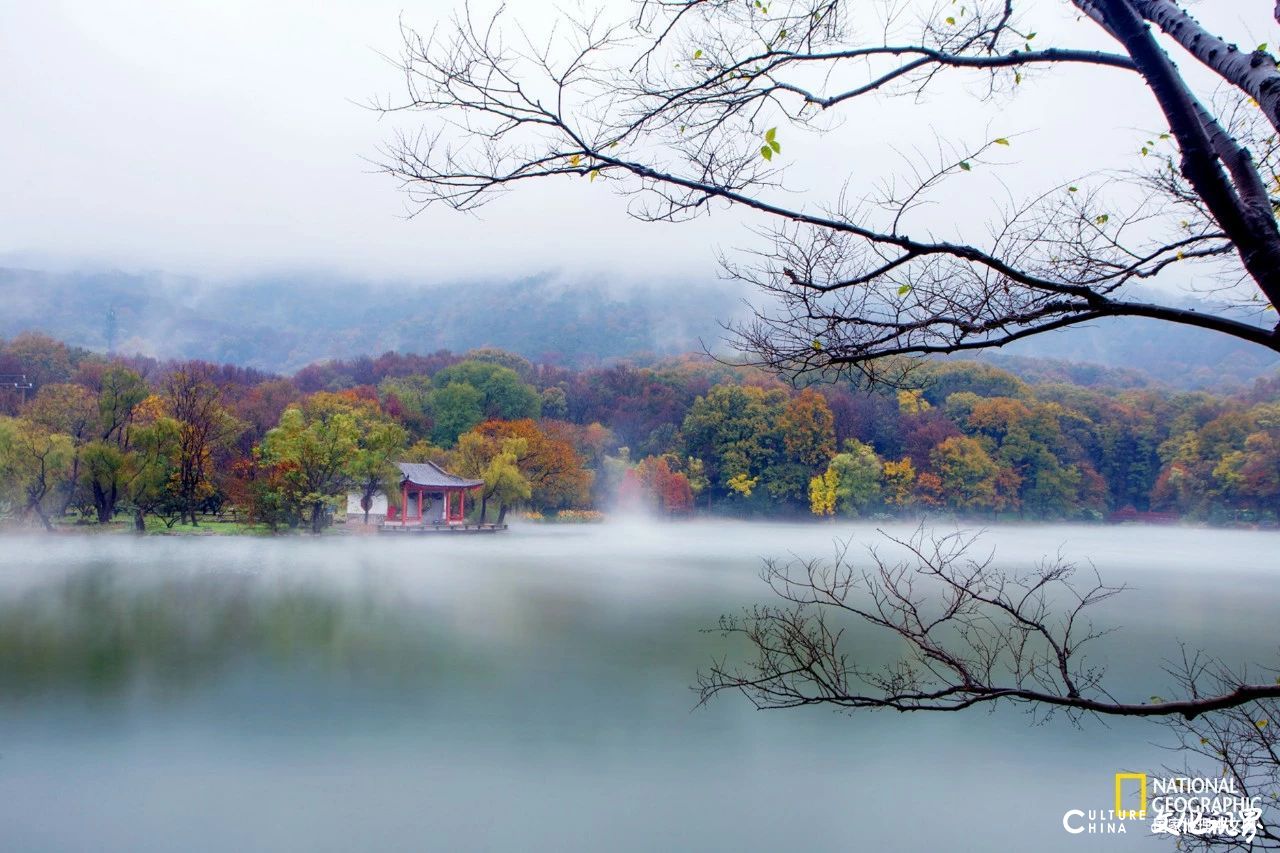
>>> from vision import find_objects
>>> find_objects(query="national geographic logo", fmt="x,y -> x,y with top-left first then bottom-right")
1063,771 -> 1263,841
1114,773 -> 1147,819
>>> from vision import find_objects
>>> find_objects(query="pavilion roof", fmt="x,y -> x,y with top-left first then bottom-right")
396,461 -> 484,489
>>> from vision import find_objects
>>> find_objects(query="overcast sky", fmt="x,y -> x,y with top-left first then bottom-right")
1,0 -> 1273,285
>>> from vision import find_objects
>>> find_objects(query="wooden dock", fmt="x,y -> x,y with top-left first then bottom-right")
378,522 -> 509,535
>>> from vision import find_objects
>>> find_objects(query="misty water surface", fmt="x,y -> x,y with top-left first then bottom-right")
0,520 -> 1275,852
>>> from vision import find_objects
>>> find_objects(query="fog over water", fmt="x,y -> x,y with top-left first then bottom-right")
0,520 -> 1276,852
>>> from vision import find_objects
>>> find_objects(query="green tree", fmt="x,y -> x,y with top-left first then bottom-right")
433,360 -> 541,421
22,382 -> 98,516
0,417 -> 75,530
72,367 -> 150,524
481,437 -> 531,523
122,416 -> 182,532
260,406 -> 360,533
79,441 -> 127,523
931,436 -> 1000,512
685,457 -> 709,509
350,419 -> 409,525
682,384 -> 786,499
428,382 -> 485,446
961,397 -> 1084,518
828,440 -> 883,516
95,366 -> 148,445
540,386 -> 569,420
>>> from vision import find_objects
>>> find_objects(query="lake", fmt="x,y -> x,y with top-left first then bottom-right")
0,520 -> 1275,852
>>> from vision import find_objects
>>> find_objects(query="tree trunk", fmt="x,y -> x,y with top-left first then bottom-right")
497,504 -> 509,524
310,502 -> 325,534
1095,0 -> 1280,313
480,494 -> 489,524
93,482 -> 119,523
56,453 -> 81,518
30,503 -> 53,532
1131,0 -> 1280,137
134,508 -> 146,533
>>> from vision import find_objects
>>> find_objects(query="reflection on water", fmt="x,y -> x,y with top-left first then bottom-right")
0,521 -> 1276,852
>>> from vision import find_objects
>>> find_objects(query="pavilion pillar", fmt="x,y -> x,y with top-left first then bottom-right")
402,481 -> 409,525
459,489 -> 465,523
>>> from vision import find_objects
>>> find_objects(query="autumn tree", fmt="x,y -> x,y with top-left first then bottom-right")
622,455 -> 695,515
164,365 -> 240,525
1154,400 -> 1280,520
682,384 -> 787,500
930,435 -> 1002,512
564,364 -> 695,455
955,395 -> 1087,517
771,388 -> 836,503
379,374 -> 435,440
881,458 -> 917,509
0,333 -> 76,408
232,378 -> 301,454
807,466 -> 837,516
471,419 -> 592,513
458,433 -> 533,523
452,429 -> 528,522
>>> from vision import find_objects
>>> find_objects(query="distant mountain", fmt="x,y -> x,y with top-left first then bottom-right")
987,311 -> 1279,391
0,267 -> 742,372
977,354 -> 1162,390
1,265 -> 1276,388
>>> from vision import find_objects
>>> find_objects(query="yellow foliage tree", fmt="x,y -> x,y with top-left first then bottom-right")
896,389 -> 931,415
727,472 -> 758,498
882,458 -> 917,508
808,468 -> 838,516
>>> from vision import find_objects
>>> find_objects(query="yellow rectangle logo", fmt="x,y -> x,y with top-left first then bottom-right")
1115,772 -> 1147,819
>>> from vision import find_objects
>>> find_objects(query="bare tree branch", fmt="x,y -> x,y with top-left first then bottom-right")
376,0 -> 1280,381
697,528 -> 1280,722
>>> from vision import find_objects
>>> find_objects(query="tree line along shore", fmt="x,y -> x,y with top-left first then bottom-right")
2,332 -> 1278,534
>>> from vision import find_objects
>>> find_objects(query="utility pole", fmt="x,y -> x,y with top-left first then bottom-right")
105,306 -> 118,354
1,374 -> 35,406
